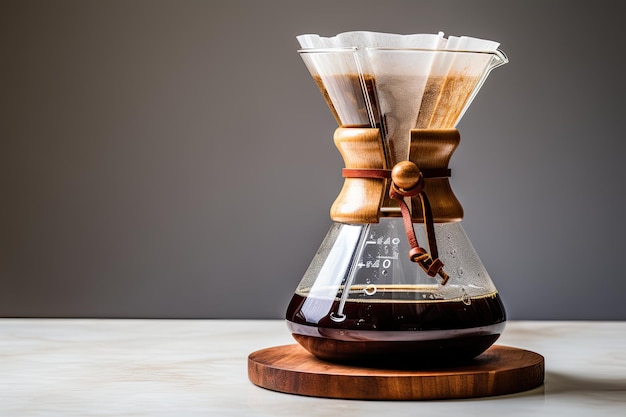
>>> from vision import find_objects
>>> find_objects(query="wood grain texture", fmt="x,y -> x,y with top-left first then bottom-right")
331,127 -> 387,224
248,344 -> 544,400
409,129 -> 463,222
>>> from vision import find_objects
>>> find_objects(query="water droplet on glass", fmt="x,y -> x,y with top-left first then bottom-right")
381,269 -> 388,276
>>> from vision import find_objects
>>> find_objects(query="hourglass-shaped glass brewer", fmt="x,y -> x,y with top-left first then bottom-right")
287,38 -> 509,366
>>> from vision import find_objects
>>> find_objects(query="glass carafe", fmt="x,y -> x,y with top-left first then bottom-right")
287,46 -> 508,366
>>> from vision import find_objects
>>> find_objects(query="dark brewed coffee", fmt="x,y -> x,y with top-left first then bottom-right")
286,289 -> 506,366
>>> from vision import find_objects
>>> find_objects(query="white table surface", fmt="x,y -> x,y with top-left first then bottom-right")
0,319 -> 624,416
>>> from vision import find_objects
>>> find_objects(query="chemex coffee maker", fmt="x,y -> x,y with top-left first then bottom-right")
249,32 -> 544,401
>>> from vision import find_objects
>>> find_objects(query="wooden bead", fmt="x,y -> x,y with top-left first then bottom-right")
391,161 -> 421,190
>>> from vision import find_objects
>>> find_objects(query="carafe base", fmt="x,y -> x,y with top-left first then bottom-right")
288,322 -> 505,367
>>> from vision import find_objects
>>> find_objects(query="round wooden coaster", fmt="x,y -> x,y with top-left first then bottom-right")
248,344 -> 544,400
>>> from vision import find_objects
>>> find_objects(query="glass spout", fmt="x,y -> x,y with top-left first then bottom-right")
491,49 -> 509,70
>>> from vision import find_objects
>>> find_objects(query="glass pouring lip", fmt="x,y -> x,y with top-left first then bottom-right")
367,47 -> 508,64
298,47 -> 509,66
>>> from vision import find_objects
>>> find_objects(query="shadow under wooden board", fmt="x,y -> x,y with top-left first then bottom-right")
248,344 -> 544,400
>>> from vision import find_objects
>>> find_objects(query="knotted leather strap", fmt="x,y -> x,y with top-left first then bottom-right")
342,168 -> 450,179
389,180 -> 449,284
343,166 -> 450,285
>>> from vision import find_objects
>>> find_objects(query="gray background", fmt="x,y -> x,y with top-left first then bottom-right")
2,0 -> 624,320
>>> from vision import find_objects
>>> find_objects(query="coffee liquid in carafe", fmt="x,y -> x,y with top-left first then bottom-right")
285,218 -> 507,366
287,290 -> 506,366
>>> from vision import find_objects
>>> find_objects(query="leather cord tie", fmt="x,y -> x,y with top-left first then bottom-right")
341,168 -> 392,179
388,161 -> 449,285
341,168 -> 450,179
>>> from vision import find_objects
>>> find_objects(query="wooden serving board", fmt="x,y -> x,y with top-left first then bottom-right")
248,344 -> 544,400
